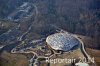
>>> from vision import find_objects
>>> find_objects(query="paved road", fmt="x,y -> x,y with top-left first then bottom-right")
49,25 -> 96,65
18,4 -> 38,41
73,35 -> 96,66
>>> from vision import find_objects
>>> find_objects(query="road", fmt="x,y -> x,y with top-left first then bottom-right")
17,4 -> 38,41
73,35 -> 97,66
10,3 -> 39,66
0,2 -> 45,66
49,25 -> 96,65
0,3 -> 39,45
0,45 -> 5,50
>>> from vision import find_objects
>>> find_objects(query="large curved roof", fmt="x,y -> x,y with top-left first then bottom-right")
46,33 -> 80,51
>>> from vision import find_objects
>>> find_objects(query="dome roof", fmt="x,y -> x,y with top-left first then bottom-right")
46,33 -> 80,51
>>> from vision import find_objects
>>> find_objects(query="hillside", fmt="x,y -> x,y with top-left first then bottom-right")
0,51 -> 29,66
86,48 -> 100,66
0,0 -> 100,66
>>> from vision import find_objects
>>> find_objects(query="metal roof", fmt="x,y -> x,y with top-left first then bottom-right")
46,33 -> 80,51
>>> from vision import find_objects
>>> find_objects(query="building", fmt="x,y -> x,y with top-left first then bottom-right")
75,62 -> 89,66
46,33 -> 80,51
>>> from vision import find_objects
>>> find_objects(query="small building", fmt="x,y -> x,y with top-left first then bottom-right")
75,62 -> 89,66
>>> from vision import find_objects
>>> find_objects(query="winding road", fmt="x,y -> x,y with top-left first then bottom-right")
17,4 -> 39,41
50,25 -> 96,66
73,35 -> 97,66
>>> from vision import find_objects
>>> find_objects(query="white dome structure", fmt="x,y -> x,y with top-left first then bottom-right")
46,33 -> 80,51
